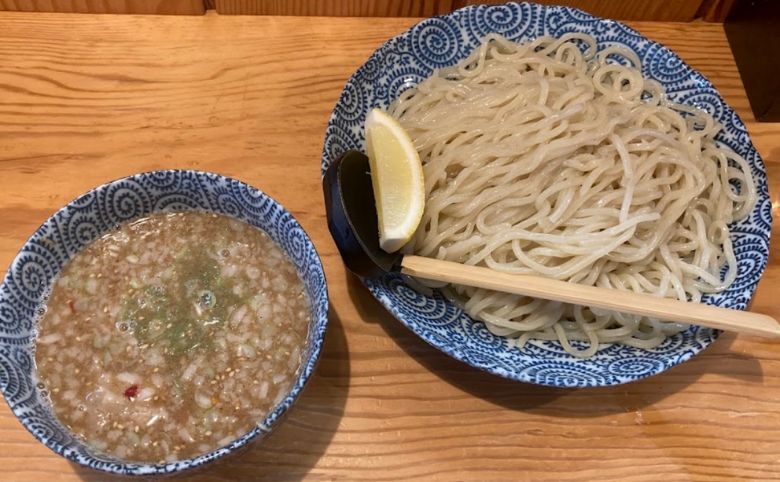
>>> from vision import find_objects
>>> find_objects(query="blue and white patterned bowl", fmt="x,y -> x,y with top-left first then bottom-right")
0,170 -> 329,475
321,2 -> 772,387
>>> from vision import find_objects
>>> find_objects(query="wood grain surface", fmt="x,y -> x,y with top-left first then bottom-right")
0,0 -> 205,14
698,0 -> 737,21
214,0 -> 706,20
214,0 -> 455,17
0,11 -> 779,482
0,0 -> 726,21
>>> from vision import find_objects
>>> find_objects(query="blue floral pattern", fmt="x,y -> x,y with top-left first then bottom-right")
0,170 -> 329,475
321,2 -> 771,387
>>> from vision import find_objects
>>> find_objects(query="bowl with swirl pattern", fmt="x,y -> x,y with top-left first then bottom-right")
0,170 -> 329,475
321,2 -> 771,387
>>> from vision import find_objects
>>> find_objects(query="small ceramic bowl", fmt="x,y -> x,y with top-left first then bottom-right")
0,170 -> 329,476
321,1 -> 772,387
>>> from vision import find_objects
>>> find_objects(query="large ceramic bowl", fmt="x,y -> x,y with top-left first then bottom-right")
0,170 -> 329,475
321,2 -> 772,387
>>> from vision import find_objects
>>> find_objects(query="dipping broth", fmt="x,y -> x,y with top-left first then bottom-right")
34,212 -> 311,463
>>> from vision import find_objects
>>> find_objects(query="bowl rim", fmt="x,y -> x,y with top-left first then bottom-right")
321,1 -> 772,387
0,169 -> 330,475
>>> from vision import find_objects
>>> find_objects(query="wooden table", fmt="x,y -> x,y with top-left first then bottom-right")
0,11 -> 778,482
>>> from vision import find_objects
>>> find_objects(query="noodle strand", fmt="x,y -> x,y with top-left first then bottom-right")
390,34 -> 757,358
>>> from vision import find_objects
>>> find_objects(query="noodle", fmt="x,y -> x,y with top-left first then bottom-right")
389,33 -> 757,358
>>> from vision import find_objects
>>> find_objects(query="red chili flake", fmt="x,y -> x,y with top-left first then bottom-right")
67,300 -> 76,313
124,384 -> 139,400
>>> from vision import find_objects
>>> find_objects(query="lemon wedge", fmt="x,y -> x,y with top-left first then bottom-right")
364,108 -> 425,253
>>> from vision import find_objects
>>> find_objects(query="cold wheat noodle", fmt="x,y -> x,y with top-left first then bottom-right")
389,33 -> 757,358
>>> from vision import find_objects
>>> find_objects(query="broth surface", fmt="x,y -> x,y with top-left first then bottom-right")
35,212 -> 310,463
